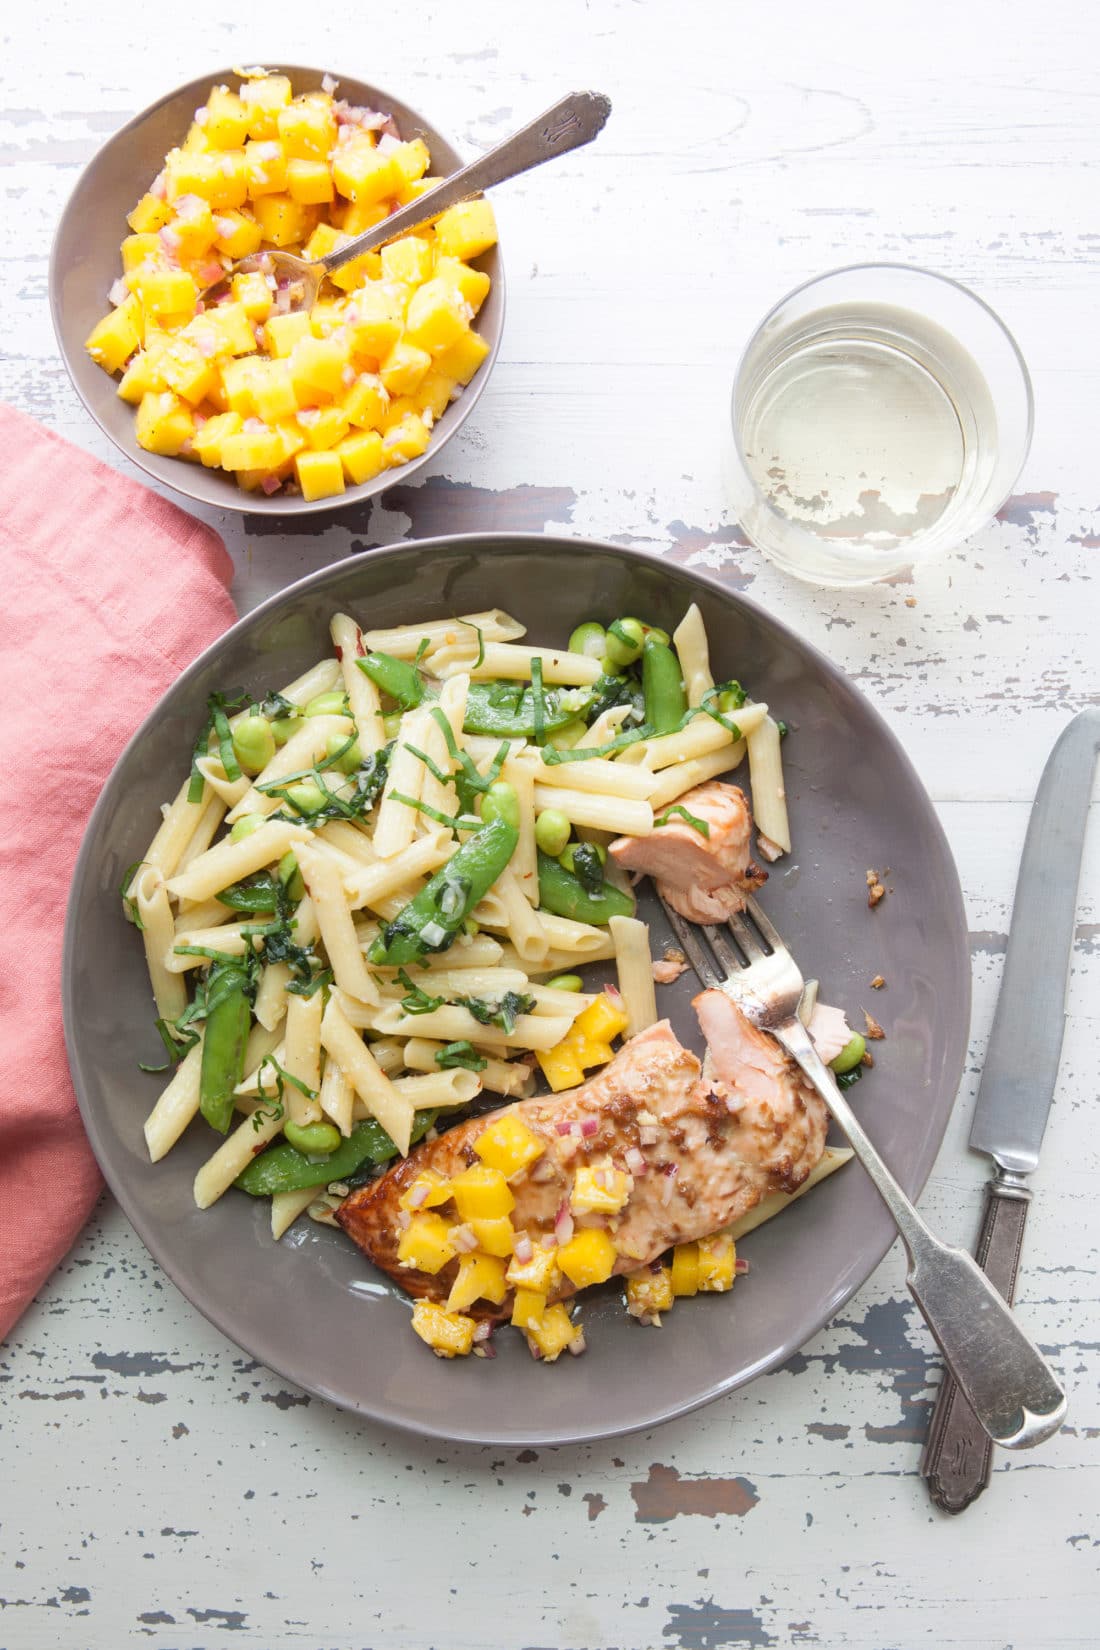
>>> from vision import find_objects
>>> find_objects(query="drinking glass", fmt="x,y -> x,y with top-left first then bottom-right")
726,265 -> 1034,587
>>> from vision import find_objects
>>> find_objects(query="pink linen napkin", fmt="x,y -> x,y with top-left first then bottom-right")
0,404 -> 237,1341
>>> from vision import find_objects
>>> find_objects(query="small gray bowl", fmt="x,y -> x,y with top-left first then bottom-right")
63,534 -> 970,1446
50,65 -> 505,516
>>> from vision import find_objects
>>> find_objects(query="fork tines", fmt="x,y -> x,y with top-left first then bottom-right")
659,892 -> 778,990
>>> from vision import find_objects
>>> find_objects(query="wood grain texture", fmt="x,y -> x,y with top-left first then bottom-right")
2,2 -> 1098,1646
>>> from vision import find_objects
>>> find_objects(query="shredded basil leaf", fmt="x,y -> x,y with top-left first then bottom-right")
414,636 -> 432,665
396,969 -> 445,1016
463,621 -> 486,670
434,1040 -> 488,1073
541,724 -> 653,765
138,1016 -> 200,1073
777,719 -> 789,739
120,861 -> 146,929
530,657 -> 547,747
389,791 -> 480,835
458,990 -> 536,1036
653,804 -> 711,837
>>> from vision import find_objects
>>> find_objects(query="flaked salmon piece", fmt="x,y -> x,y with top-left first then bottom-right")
337,997 -> 827,1316
608,780 -> 767,922
806,1001 -> 853,1065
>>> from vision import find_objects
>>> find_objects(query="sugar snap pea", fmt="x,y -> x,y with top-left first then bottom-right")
369,815 -> 519,965
536,851 -> 635,925
462,680 -> 590,739
235,1110 -> 439,1196
357,650 -> 425,709
199,961 -> 253,1134
642,636 -> 688,734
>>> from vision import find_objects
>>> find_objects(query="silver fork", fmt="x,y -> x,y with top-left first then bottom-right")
661,891 -> 1067,1451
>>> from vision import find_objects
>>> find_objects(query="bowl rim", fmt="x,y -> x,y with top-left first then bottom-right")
62,531 -> 972,1445
48,62 -> 506,517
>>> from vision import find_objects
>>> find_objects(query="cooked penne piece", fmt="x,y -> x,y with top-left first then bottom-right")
494,864 -> 551,964
502,754 -> 539,905
320,994 -> 414,1154
318,819 -> 378,865
365,934 -> 506,974
416,673 -> 470,826
195,754 -> 252,809
318,1057 -> 354,1138
271,1186 -> 318,1240
531,784 -> 653,837
174,795 -> 228,873
647,743 -> 747,810
369,1002 -> 573,1051
525,983 -> 597,1016
390,1069 -> 483,1109
132,864 -> 187,1021
143,1037 -> 204,1162
194,1107 -> 286,1209
283,989 -> 324,1126
728,1148 -> 854,1239
144,778 -> 213,878
253,962 -> 292,1032
166,820 -> 308,904
270,657 -> 342,710
361,610 -> 525,660
295,841 -> 380,1005
517,750 -> 658,800
609,914 -> 659,1038
331,611 -> 387,754
166,923 -> 266,972
174,897 -> 235,935
377,966 -> 530,999
343,833 -> 453,912
672,603 -> 715,708
746,713 -> 791,855
401,1037 -> 535,1098
525,911 -> 617,956
372,704 -> 432,859
431,641 -> 601,685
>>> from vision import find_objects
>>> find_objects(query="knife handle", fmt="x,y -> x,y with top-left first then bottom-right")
921,1171 -> 1033,1513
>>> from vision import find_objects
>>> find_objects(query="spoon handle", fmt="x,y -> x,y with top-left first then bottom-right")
321,90 -> 611,274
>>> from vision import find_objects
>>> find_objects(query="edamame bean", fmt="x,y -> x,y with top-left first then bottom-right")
278,850 -> 305,902
535,808 -> 571,857
643,624 -> 671,647
236,1111 -> 439,1196
547,719 -> 586,751
271,715 -> 303,747
604,617 -> 646,669
642,637 -> 688,734
304,690 -> 349,718
231,714 -> 277,776
568,622 -> 607,660
382,712 -> 403,738
326,730 -> 362,774
480,780 -> 520,831
229,812 -> 267,843
285,779 -> 326,816
283,1119 -> 342,1157
830,1033 -> 866,1075
545,973 -> 583,993
718,684 -> 747,716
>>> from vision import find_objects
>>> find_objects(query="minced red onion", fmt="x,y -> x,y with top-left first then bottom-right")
472,1319 -> 492,1342
199,261 -> 223,286
297,407 -> 320,426
175,193 -> 204,218
604,983 -> 624,1008
179,438 -> 194,457
194,105 -> 208,125
244,416 -> 265,432
735,1257 -> 750,1275
108,276 -> 129,307
407,1181 -> 430,1209
261,475 -> 282,496
624,1146 -> 647,1176
159,226 -> 181,257
554,1120 -> 572,1137
376,131 -> 401,156
594,1166 -> 611,1190
396,1210 -> 411,1231
638,1124 -> 659,1147
321,72 -> 339,94
567,1329 -> 587,1356
193,330 -> 216,358
342,364 -> 356,386
579,1116 -> 599,1138
451,1223 -> 478,1253
554,1204 -> 574,1245
150,170 -> 167,199
513,1231 -> 534,1264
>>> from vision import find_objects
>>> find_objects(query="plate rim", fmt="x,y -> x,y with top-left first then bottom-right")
63,532 -> 971,1446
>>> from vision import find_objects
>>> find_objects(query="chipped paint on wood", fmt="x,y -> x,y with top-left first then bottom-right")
630,1463 -> 760,1522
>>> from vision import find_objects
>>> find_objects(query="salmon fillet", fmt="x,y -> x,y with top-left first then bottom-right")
337,994 -> 827,1314
608,780 -> 767,922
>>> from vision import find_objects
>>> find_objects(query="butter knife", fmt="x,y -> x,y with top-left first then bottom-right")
921,709 -> 1100,1513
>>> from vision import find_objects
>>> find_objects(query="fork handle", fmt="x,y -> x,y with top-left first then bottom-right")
920,1171 -> 1032,1512
774,1019 -> 1066,1452
321,91 -> 612,274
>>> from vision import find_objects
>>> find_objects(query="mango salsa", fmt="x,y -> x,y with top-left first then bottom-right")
85,71 -> 497,498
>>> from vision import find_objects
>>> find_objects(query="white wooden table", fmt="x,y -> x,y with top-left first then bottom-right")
3,4 -> 1098,1646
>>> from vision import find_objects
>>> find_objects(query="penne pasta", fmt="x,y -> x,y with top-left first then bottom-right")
283,988 -> 324,1126
253,962 -> 292,1032
494,863 -> 551,964
166,820 -> 308,904
369,1002 -> 573,1051
143,1037 -> 204,1162
273,657 -> 342,709
271,1186 -> 318,1240
174,795 -> 228,872
517,749 -> 658,800
331,611 -> 387,754
401,1037 -> 535,1098
531,784 -> 653,837
746,713 -> 791,854
672,603 -> 715,708
295,841 -> 380,1005
390,1069 -> 483,1109
430,641 -> 602,685
502,754 -> 539,905
194,1107 -> 285,1209
343,832 -> 453,912
320,994 -> 414,1155
143,777 -> 212,878
194,754 -> 251,808
318,1057 -> 355,1138
133,864 -> 187,1021
609,914 -> 659,1038
647,742 -> 747,810
372,703 -> 432,859
361,610 -> 525,660
166,923 -> 266,972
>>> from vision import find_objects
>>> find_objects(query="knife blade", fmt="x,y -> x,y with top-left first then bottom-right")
922,709 -> 1100,1512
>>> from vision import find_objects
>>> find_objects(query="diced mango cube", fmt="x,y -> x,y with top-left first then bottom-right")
570,1165 -> 632,1217
339,197 -> 389,239
398,1169 -> 452,1213
243,139 -> 288,197
120,232 -> 162,273
191,410 -> 243,467
697,1232 -> 736,1293
505,1244 -> 561,1295
290,334 -> 349,401
380,234 -> 433,288
272,420 -> 306,463
202,301 -> 258,356
287,157 -> 335,205
434,254 -> 491,314
449,1165 -> 515,1222
346,286 -> 402,363
116,350 -> 164,403
300,406 -> 350,450
525,1302 -> 579,1362
394,176 -> 437,208
240,74 -> 293,141
232,270 -> 273,320
132,267 -> 199,322
380,339 -> 431,396
474,1112 -> 544,1178
293,448 -> 345,501
434,198 -> 498,261
204,85 -> 250,149
404,277 -> 471,355
277,97 -> 337,161
670,1242 -> 700,1297
557,1227 -> 617,1289
212,208 -> 263,259
84,296 -> 143,374
160,343 -> 218,406
250,360 -> 298,423
396,1211 -> 456,1275
625,1264 -> 675,1320
536,1045 -> 586,1093
251,192 -> 314,248
434,328 -> 491,386
390,137 -> 430,186
332,139 -> 399,204
410,1300 -> 476,1358
220,357 -> 264,416
446,1252 -> 508,1312
335,428 -> 386,486
263,310 -> 313,358
134,391 -> 195,456
302,222 -> 344,262
181,121 -> 211,155
219,425 -> 285,472
166,148 -> 248,209
343,372 -> 389,429
167,198 -> 217,260
127,192 -> 174,234
416,370 -> 458,421
466,1217 -> 514,1258
575,993 -> 630,1045
510,1288 -> 547,1330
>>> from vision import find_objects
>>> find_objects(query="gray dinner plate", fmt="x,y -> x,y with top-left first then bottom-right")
63,534 -> 970,1446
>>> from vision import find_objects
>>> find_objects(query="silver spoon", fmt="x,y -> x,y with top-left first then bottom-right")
203,89 -> 611,313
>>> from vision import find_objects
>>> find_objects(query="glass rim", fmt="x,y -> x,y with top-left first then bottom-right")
731,260 -> 1034,450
